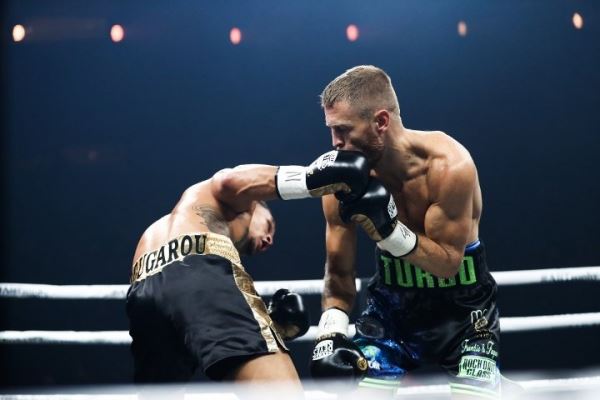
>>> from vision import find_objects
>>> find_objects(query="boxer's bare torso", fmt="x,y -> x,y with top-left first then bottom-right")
323,99 -> 483,298
371,129 -> 481,244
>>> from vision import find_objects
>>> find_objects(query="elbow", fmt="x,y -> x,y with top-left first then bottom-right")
437,255 -> 463,279
437,267 -> 459,279
212,168 -> 241,199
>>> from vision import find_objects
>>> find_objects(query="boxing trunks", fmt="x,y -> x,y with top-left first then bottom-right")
354,240 -> 501,398
126,232 -> 287,382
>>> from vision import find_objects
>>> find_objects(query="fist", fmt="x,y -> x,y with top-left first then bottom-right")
268,289 -> 310,340
305,150 -> 370,200
276,150 -> 369,201
340,178 -> 418,257
339,178 -> 398,241
310,332 -> 368,381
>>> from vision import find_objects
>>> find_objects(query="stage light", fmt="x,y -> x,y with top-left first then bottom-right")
88,150 -> 98,162
572,13 -> 583,30
230,27 -> 242,45
110,24 -> 124,42
346,24 -> 359,42
12,24 -> 26,42
458,21 -> 468,37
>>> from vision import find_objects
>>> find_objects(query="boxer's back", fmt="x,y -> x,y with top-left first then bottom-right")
131,180 -> 229,266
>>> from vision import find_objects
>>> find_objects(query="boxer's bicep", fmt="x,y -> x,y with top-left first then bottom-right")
424,165 -> 475,263
210,165 -> 279,213
322,195 -> 357,312
424,204 -> 470,255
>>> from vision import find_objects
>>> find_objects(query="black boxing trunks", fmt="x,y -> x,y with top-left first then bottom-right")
354,240 -> 501,398
126,232 -> 287,382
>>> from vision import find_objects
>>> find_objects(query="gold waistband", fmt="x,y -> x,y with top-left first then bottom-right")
131,232 -> 241,283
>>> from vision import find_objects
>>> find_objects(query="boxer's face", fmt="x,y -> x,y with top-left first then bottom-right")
325,100 -> 385,166
242,203 -> 275,255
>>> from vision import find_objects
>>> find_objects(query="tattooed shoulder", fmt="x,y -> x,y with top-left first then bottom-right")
192,205 -> 230,236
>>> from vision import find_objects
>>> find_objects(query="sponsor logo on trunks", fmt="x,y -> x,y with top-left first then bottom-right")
379,255 -> 477,289
457,355 -> 497,382
368,359 -> 381,371
312,339 -> 334,360
460,339 -> 498,358
360,344 -> 382,370
131,234 -> 206,281
470,309 -> 489,332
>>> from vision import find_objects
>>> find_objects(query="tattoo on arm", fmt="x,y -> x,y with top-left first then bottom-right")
192,205 -> 230,236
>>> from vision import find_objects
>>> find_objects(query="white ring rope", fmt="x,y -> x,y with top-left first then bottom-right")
492,266 -> 600,285
0,375 -> 599,399
1,312 -> 599,345
1,266 -> 599,300
0,266 -> 598,344
0,330 -> 130,345
393,375 -> 600,396
0,279 -> 362,299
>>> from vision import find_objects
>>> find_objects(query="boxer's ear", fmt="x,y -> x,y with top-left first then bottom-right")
373,109 -> 390,134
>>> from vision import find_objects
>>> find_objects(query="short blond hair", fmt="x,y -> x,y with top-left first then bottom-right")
320,65 -> 400,119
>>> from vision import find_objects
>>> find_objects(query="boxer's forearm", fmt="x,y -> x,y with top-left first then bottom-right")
322,197 -> 358,313
322,264 -> 356,313
212,150 -> 370,211
403,234 -> 464,278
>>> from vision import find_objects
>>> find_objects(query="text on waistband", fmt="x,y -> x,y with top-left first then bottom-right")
132,234 -> 206,281
380,255 -> 477,289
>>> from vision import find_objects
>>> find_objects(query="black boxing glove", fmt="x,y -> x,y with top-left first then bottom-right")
310,308 -> 368,381
339,178 -> 418,257
268,289 -> 310,341
276,150 -> 369,201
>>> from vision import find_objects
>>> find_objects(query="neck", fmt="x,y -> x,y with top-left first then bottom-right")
374,123 -> 428,184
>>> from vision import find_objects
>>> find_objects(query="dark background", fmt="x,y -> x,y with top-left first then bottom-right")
1,0 -> 599,388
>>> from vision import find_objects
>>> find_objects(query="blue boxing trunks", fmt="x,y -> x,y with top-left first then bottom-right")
354,240 -> 501,398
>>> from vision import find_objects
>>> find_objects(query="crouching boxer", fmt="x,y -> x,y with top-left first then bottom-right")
126,150 -> 370,385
